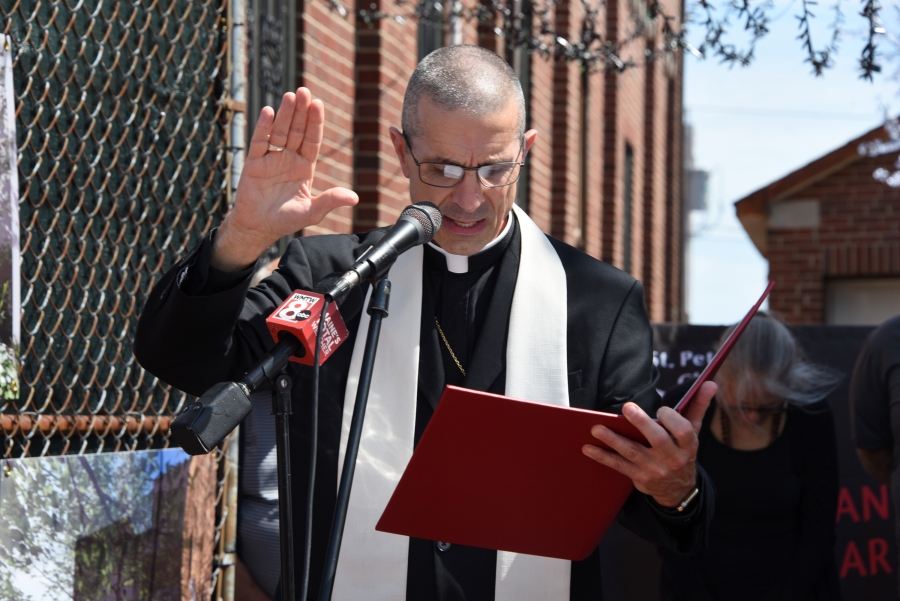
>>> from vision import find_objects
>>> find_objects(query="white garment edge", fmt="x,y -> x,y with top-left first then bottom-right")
427,212 -> 514,274
335,205 -> 571,600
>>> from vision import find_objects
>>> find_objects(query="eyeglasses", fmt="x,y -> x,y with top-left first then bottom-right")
403,133 -> 525,189
725,401 -> 787,416
741,404 -> 786,416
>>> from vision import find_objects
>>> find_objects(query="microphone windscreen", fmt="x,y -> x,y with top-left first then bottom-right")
402,202 -> 442,242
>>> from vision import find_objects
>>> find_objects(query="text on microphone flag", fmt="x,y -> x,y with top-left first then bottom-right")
267,290 -> 350,366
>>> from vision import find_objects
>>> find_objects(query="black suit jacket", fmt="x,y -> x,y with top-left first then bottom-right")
134,225 -> 713,600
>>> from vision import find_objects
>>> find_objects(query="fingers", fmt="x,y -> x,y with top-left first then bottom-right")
621,403 -> 675,451
656,406 -> 698,452
582,441 -> 640,481
586,417 -> 698,506
589,423 -> 649,462
268,92 -> 298,147
247,88 -> 323,164
308,187 -> 360,224
299,99 -> 325,163
682,381 -> 717,435
286,88 -> 312,153
590,402 -> 699,469
247,107 -> 275,161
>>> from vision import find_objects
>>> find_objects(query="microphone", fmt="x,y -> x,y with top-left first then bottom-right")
169,201 -> 439,455
324,202 -> 442,303
169,278 -> 364,455
266,290 -> 350,366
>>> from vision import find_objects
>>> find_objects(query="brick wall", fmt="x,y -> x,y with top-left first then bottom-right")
550,0 -> 587,247
583,62 -> 605,260
287,0 -> 687,320
598,0 -> 683,321
526,48 -> 555,233
642,38 -> 670,321
298,0 -> 357,235
766,153 -> 900,323
353,2 -> 418,231
664,57 -> 686,322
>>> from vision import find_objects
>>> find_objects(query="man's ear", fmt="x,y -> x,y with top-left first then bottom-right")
523,129 -> 538,157
389,127 -> 411,178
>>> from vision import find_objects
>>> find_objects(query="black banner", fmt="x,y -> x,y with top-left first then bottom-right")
597,324 -> 894,601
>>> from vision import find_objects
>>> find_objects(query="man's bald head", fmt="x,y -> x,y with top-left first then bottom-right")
401,45 -> 526,141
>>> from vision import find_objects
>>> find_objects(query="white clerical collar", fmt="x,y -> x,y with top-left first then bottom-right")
427,212 -> 514,274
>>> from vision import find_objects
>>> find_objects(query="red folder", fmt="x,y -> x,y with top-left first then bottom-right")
375,282 -> 775,560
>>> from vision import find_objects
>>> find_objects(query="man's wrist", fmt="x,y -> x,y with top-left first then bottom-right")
651,481 -> 701,512
672,487 -> 700,512
211,217 -> 272,272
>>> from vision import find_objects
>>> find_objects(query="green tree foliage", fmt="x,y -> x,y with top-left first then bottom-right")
0,450 -> 195,601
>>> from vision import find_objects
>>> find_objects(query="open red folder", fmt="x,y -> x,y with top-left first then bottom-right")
376,282 -> 775,561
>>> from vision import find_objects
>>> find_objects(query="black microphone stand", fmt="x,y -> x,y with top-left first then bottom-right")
318,277 -> 392,601
273,372 -> 296,601
169,335 -> 304,601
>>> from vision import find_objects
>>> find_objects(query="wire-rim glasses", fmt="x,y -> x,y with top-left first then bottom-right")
402,133 -> 525,189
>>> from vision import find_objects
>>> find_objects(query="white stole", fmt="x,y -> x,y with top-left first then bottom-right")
334,205 -> 571,599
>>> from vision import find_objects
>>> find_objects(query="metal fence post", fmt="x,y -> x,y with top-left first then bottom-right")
219,428 -> 241,601
219,1 -> 246,596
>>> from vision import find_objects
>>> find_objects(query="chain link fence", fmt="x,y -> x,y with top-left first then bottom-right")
0,0 -> 237,596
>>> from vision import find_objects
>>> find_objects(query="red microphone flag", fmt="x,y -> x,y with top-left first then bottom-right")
266,291 -> 350,365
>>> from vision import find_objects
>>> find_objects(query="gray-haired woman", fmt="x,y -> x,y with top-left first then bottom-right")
659,313 -> 843,601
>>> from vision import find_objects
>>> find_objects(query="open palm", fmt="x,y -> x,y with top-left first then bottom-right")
217,88 -> 358,270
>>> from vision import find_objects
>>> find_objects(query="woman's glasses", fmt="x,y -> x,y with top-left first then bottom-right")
736,402 -> 787,416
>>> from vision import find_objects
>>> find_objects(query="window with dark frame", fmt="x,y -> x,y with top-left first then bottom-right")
507,0 -> 532,212
578,70 -> 589,250
418,3 -> 445,60
623,143 -> 634,274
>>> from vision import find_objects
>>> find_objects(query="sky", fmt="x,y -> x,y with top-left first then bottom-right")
682,0 -> 900,324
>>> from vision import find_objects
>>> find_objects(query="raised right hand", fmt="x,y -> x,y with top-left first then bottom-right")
213,88 -> 359,271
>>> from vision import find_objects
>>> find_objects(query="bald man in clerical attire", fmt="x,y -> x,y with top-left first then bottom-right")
135,45 -> 718,600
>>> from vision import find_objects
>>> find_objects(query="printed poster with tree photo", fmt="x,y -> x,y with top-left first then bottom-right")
0,33 -> 20,400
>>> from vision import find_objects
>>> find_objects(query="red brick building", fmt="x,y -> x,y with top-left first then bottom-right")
248,0 -> 688,321
735,125 -> 900,325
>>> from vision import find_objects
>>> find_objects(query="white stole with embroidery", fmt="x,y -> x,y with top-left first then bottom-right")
333,205 -> 571,599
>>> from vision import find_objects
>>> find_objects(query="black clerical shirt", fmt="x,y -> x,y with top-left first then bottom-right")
425,240 -> 506,390
416,220 -> 516,437
409,220 -> 518,601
